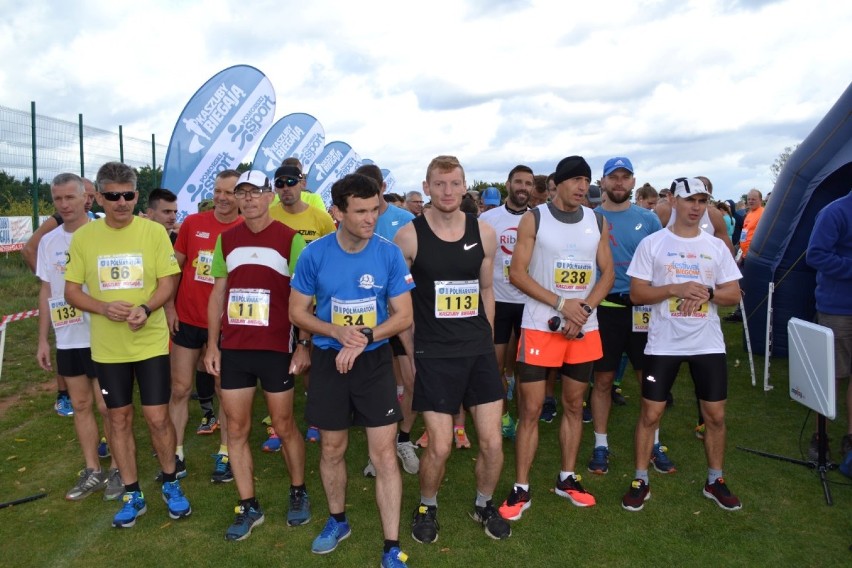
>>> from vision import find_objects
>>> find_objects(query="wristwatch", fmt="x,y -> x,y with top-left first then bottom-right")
581,303 -> 593,315
140,304 -> 152,318
707,287 -> 715,301
296,339 -> 311,348
360,327 -> 374,346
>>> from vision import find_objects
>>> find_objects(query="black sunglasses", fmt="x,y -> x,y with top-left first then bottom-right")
274,177 -> 300,189
101,191 -> 137,202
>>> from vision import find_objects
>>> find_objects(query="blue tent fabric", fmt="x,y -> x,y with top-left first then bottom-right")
741,81 -> 852,357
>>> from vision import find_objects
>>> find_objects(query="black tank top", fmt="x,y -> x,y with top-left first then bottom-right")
410,213 -> 494,358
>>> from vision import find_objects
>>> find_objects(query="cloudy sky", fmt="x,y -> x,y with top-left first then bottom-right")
1,0 -> 849,203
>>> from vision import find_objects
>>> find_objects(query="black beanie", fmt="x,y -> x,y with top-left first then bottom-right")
553,156 -> 592,186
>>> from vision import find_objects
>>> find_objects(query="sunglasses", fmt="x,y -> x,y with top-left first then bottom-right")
274,177 -> 300,189
234,187 -> 272,198
101,191 -> 137,201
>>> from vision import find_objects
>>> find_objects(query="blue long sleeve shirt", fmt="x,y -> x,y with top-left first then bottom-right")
806,191 -> 852,315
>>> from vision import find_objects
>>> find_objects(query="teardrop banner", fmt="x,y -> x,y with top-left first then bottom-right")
161,65 -> 276,220
381,169 -> 397,194
305,141 -> 362,208
251,112 -> 325,179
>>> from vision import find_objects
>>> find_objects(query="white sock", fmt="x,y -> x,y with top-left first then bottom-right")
594,432 -> 608,448
559,471 -> 575,482
654,429 -> 661,445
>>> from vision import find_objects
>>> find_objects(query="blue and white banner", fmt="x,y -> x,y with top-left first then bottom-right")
306,141 -> 362,207
251,113 -> 325,179
381,169 -> 397,194
161,65 -> 276,220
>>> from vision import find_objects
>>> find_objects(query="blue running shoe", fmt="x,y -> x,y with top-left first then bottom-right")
381,546 -> 410,568
262,427 -> 281,452
306,426 -> 321,443
587,445 -> 609,475
113,491 -> 147,528
505,374 -> 515,401
312,516 -> 351,554
98,437 -> 110,459
211,453 -> 234,484
540,396 -> 557,423
54,394 -> 74,417
225,503 -> 265,541
162,480 -> 192,519
651,443 -> 677,474
286,487 -> 311,526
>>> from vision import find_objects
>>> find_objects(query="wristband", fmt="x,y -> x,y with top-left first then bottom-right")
140,304 -> 152,318
555,297 -> 565,312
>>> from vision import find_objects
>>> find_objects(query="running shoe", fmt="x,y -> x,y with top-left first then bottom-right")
582,401 -> 592,424
397,441 -> 420,474
702,478 -> 742,511
381,546 -> 410,568
454,427 -> 471,449
501,413 -> 516,440
505,374 -> 515,401
651,443 -> 677,474
161,479 -> 192,519
411,504 -> 439,544
286,487 -> 311,526
621,479 -> 650,511
611,385 -> 627,406
225,503 -> 265,541
587,445 -> 609,475
363,458 -> 377,478
103,467 -> 124,501
554,474 -> 596,507
469,500 -> 511,540
113,490 -> 147,528
312,516 -> 351,554
155,455 -> 187,482
65,468 -> 107,501
695,423 -> 706,440
197,412 -> 219,435
54,394 -> 74,417
211,453 -> 234,483
415,431 -> 429,448
498,486 -> 531,521
98,437 -> 110,459
540,396 -> 557,423
262,427 -> 281,452
306,426 -> 321,443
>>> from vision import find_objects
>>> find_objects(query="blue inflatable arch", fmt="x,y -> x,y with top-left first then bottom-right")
742,81 -> 852,357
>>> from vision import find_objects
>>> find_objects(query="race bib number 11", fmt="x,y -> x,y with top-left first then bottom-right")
227,288 -> 270,326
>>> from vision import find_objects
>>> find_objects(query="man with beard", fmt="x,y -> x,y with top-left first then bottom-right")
585,158 -> 669,477
480,165 -> 534,440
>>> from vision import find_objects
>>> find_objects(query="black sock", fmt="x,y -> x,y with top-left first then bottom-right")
332,511 -> 347,523
125,481 -> 141,493
290,484 -> 306,494
397,430 -> 410,444
384,539 -> 400,554
240,497 -> 259,510
196,371 -> 215,414
58,390 -> 69,398
162,471 -> 176,483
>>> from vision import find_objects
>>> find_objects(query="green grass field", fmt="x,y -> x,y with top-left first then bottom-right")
1,253 -> 850,567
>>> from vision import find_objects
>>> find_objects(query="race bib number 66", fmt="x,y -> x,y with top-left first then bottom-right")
97,254 -> 143,291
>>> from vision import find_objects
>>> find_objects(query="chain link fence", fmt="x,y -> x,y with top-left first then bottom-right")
0,104 -> 167,183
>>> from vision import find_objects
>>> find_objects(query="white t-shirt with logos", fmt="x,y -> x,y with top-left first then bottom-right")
627,228 -> 740,355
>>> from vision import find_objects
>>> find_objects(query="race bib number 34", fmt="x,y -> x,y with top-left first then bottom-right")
227,288 -> 270,326
435,280 -> 479,318
331,297 -> 378,327
98,254 -> 144,291
554,259 -> 593,291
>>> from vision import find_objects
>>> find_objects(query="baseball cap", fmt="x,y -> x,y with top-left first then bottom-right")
603,157 -> 634,177
587,184 -> 602,206
235,170 -> 271,190
481,187 -> 501,206
274,165 -> 303,180
671,177 -> 709,198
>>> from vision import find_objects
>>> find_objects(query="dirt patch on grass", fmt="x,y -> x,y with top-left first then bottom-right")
0,379 -> 55,418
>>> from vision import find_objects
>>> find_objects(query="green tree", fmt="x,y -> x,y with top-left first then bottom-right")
770,144 -> 799,184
